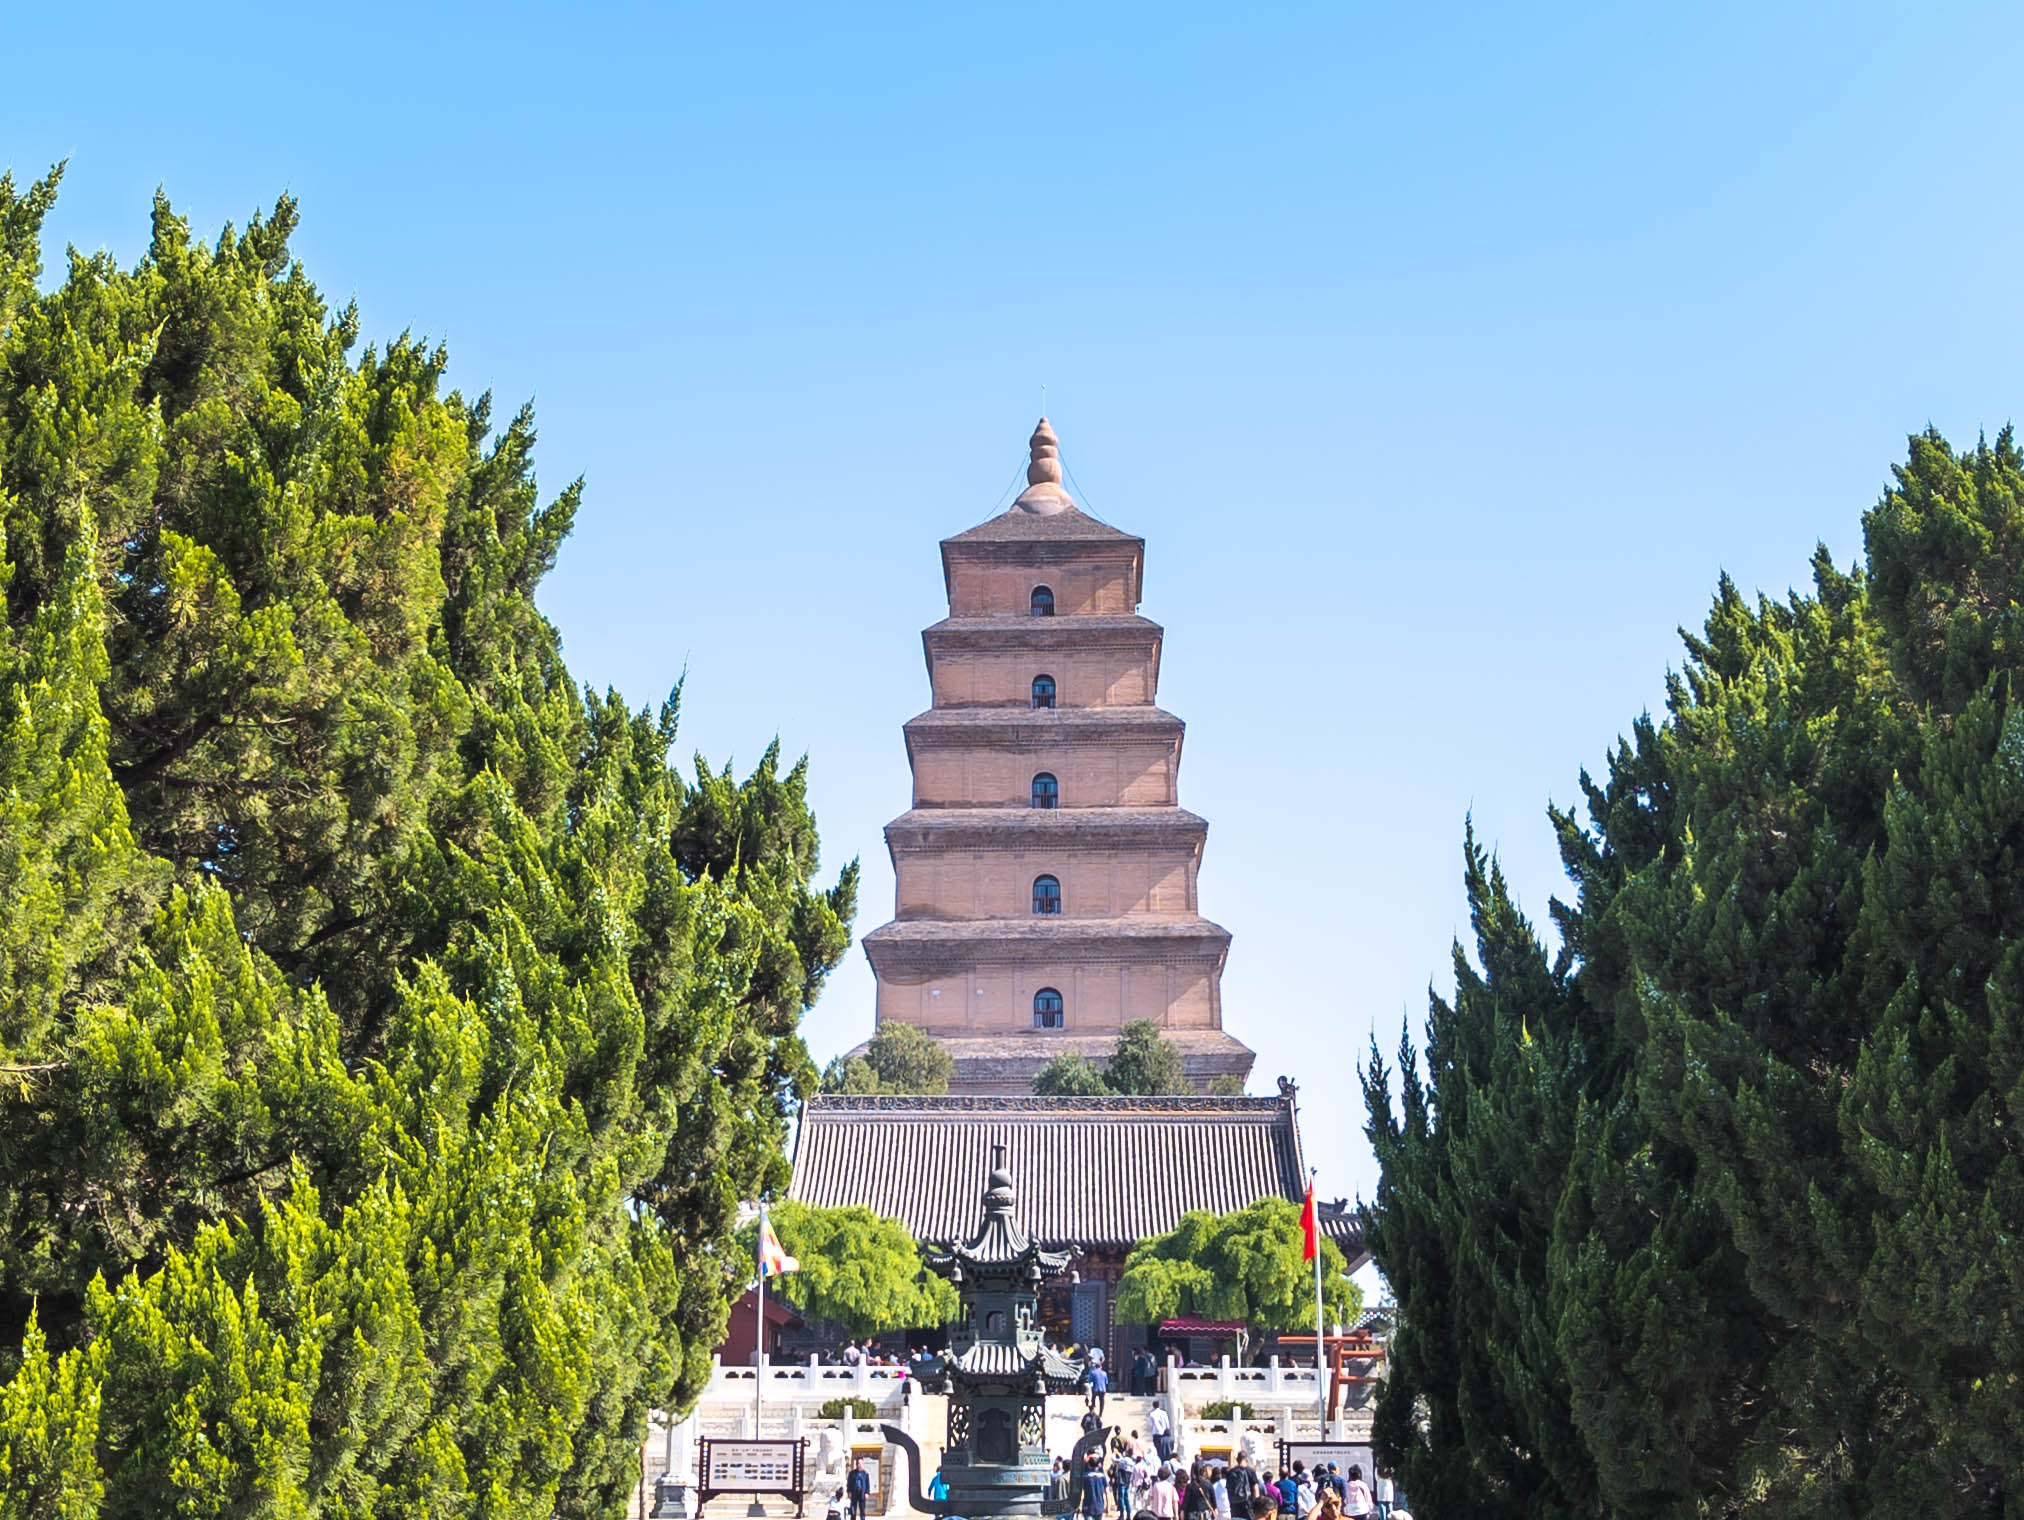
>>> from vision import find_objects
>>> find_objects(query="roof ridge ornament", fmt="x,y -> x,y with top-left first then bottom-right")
1009,417 -> 1075,517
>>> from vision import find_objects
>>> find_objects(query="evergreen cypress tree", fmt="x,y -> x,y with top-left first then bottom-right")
0,173 -> 857,1517
1032,1051 -> 1110,1095
1362,834 -> 1602,1518
1102,1019 -> 1190,1095
1367,428 -> 2024,1515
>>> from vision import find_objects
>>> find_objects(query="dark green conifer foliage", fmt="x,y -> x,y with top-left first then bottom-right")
1366,428 -> 2024,1516
1032,1051 -> 1111,1096
1102,1019 -> 1191,1095
0,174 -> 856,1517
1026,1021 -> 1194,1096
818,1019 -> 951,1095
1362,835 -> 1603,1519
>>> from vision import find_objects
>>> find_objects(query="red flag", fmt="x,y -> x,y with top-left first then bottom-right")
1301,1178 -> 1320,1261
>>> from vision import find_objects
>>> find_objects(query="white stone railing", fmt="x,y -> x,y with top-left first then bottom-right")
1163,1356 -> 1323,1406
1180,1409 -> 1373,1456
704,1354 -> 913,1408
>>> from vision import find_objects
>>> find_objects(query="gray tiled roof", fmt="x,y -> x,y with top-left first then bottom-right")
789,1094 -> 1367,1266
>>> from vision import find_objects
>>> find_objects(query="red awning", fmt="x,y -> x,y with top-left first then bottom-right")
1159,1318 -> 1246,1336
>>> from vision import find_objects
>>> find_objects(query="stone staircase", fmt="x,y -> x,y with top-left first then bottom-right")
1088,1394 -> 1163,1450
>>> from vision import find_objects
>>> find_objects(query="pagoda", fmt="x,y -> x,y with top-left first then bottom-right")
859,419 -> 1255,1093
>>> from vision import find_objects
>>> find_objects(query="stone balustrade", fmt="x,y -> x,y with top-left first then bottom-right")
704,1355 -> 912,1409
1163,1356 -> 1324,1406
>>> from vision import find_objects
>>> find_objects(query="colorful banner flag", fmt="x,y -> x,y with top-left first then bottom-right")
1301,1178 -> 1320,1261
757,1210 -> 799,1278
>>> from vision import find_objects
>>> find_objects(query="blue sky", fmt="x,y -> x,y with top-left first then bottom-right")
8,2 -> 2024,1221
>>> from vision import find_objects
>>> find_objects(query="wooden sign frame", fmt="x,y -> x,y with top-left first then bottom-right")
696,1437 -> 809,1517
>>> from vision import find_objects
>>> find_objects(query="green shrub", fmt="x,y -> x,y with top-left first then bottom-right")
1200,1400 -> 1249,1421
818,1397 -> 879,1420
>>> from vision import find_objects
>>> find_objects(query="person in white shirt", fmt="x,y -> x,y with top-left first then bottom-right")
1147,1403 -> 1174,1463
1212,1466 -> 1231,1520
1341,1466 -> 1373,1519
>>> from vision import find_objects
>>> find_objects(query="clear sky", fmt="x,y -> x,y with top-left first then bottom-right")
8,2 -> 2024,1226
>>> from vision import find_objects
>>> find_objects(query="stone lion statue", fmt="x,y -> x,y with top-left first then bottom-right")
814,1424 -> 847,1487
1239,1427 -> 1274,1471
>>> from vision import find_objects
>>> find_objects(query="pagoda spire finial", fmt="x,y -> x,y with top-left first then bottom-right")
1026,418 -> 1063,487
1011,417 -> 1074,515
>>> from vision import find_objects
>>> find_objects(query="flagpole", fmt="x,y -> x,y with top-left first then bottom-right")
755,1209 -> 766,1435
1311,1169 -> 1326,1437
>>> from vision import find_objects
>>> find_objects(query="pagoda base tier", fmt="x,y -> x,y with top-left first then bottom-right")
848,1027 -> 1256,1095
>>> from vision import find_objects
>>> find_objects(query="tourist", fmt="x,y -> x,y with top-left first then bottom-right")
1148,1466 -> 1181,1520
1147,1403 -> 1174,1463
929,1469 -> 949,1505
1082,1454 -> 1110,1520
1108,1447 -> 1134,1519
1250,1489 -> 1280,1520
1225,1451 -> 1257,1516
1182,1462 -> 1215,1520
1274,1467 -> 1298,1512
1132,1449 -> 1156,1513
1341,1466 -> 1373,1519
1311,1489 -> 1340,1520
841,1340 -> 862,1367
1085,1359 -> 1110,1418
1131,1347 -> 1156,1397
846,1459 -> 871,1520
1323,1464 -> 1346,1502
1212,1463 -> 1231,1520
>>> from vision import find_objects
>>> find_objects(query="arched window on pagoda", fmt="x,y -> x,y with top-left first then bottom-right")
1033,987 -> 1064,1028
1032,875 -> 1061,916
1032,675 -> 1056,710
1031,772 -> 1059,809
1031,585 -> 1055,617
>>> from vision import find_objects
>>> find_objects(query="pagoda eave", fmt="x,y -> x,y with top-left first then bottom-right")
883,806 -> 1208,854
863,915 -> 1232,973
902,705 -> 1185,754
923,614 -> 1163,650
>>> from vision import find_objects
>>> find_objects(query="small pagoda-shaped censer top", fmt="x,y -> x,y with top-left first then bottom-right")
927,1144 -> 1081,1394
929,1144 -> 1076,1283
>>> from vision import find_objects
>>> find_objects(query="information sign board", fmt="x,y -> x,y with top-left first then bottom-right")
697,1437 -> 808,1517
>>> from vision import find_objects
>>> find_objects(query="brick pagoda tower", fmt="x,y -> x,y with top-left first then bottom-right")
859,420 -> 1255,1093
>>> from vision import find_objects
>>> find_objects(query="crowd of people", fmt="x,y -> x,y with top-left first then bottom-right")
1060,1439 -> 1391,1520
836,1340 -> 911,1368
819,1337 -> 1411,1519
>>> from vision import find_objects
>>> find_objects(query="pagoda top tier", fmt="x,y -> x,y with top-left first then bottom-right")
940,420 -> 1145,611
